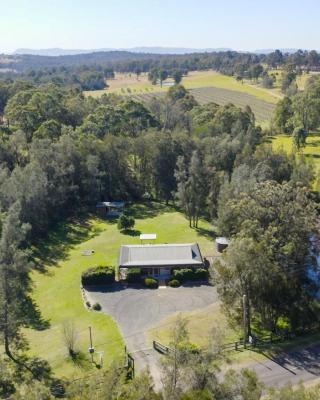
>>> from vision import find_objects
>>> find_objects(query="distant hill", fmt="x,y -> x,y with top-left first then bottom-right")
14,47 -> 233,56
14,48 -> 113,56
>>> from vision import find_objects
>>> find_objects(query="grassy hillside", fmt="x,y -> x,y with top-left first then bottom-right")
85,70 -> 280,104
25,203 -> 216,378
270,134 -> 320,180
85,70 -> 280,125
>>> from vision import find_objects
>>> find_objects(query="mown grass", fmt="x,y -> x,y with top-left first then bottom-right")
147,302 -> 239,349
148,299 -> 320,369
25,203 -> 216,378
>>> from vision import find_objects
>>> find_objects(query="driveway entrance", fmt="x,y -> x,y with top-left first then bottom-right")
86,284 -> 218,382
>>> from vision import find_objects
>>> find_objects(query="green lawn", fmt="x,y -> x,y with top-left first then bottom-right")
25,203 -> 216,379
147,302 -> 239,349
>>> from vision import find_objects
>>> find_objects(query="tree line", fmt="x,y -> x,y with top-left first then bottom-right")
1,49 -> 320,93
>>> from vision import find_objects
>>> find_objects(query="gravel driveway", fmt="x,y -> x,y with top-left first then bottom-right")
86,283 -> 218,382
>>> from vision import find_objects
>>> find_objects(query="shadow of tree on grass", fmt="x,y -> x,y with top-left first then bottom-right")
32,214 -> 104,273
23,296 -> 50,330
195,226 -> 216,241
68,351 -> 92,371
121,229 -> 141,237
126,201 -> 178,220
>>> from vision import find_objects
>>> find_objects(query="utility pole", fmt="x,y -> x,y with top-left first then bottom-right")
243,294 -> 247,349
89,326 -> 94,363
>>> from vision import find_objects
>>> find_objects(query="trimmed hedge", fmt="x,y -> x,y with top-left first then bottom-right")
194,268 -> 209,280
173,268 -> 208,282
81,266 -> 115,286
144,278 -> 158,288
127,268 -> 142,283
168,279 -> 181,288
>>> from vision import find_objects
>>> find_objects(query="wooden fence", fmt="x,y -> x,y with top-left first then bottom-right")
153,340 -> 173,355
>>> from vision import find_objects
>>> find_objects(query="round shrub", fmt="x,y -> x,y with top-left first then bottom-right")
81,266 -> 115,286
168,279 -> 181,287
173,268 -> 194,282
194,268 -> 209,280
92,303 -> 102,311
118,215 -> 135,231
126,268 -> 142,283
144,278 -> 158,289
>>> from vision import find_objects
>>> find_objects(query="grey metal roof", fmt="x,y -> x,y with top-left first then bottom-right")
215,237 -> 229,245
140,233 -> 157,240
119,243 -> 203,268
96,201 -> 125,208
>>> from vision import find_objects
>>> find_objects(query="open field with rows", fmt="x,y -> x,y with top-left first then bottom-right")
190,87 -> 275,123
86,70 -> 280,104
85,71 -> 280,124
130,87 -> 275,124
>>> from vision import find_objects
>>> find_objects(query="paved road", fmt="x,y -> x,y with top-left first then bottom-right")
86,283 -> 218,384
246,345 -> 320,388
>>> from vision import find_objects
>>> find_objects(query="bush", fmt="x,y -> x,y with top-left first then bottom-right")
177,342 -> 200,354
86,301 -> 91,308
173,268 -> 194,282
126,268 -> 142,283
92,303 -> 102,311
194,268 -> 209,280
168,279 -> 181,287
144,278 -> 158,288
117,215 -> 135,231
173,268 -> 208,282
81,266 -> 115,286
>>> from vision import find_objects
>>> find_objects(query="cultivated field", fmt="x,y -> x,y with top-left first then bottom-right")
25,203 -> 217,378
129,87 -> 275,124
191,87 -> 275,123
85,71 -> 280,124
86,70 -> 280,103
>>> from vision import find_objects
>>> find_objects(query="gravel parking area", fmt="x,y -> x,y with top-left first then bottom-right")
86,283 -> 218,380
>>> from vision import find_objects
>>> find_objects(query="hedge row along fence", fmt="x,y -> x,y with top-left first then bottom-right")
172,268 -> 208,282
81,266 -> 115,286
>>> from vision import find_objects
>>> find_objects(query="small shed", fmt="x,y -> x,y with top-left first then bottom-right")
96,201 -> 125,217
216,237 -> 229,253
140,233 -> 157,244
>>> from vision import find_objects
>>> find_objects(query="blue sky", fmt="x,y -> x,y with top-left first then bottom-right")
1,0 -> 320,52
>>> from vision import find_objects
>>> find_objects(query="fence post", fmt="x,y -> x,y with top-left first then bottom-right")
127,353 -> 135,380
